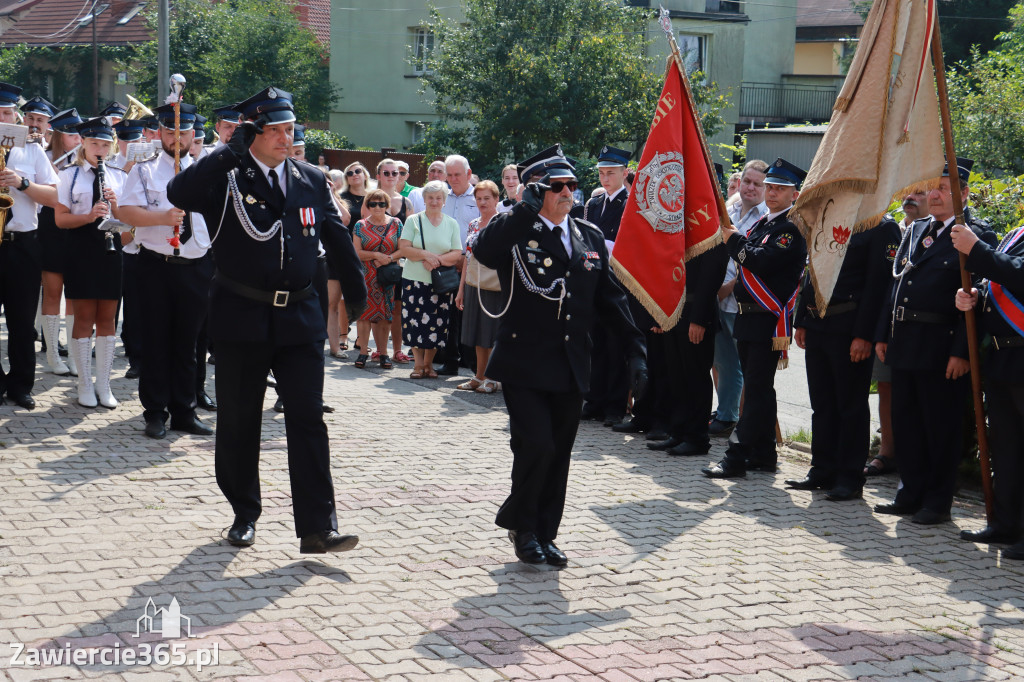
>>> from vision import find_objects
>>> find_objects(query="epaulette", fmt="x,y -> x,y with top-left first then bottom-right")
571,216 -> 603,239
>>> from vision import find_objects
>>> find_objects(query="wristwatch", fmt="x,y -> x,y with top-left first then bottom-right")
18,177 -> 29,191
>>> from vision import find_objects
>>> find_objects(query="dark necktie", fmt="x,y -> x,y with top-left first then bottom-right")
268,168 -> 284,206
92,168 -> 101,205
553,225 -> 565,256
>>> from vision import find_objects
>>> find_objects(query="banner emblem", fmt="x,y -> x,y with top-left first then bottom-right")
635,152 -> 687,234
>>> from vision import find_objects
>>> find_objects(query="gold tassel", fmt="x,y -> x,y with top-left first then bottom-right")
772,336 -> 790,352
777,356 -> 789,370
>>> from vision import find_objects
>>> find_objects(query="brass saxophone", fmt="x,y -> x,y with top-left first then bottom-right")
0,147 -> 16,242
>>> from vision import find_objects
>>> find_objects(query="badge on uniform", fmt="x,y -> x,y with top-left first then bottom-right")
527,253 -> 537,263
886,243 -> 898,262
300,207 -> 316,236
922,236 -> 934,248
245,195 -> 256,205
245,167 -> 256,180
291,165 -> 301,179
761,234 -> 770,245
532,222 -> 543,232
775,233 -> 793,248
543,257 -> 553,267
528,240 -> 539,248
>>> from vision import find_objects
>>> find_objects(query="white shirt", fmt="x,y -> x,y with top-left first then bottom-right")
605,185 -> 626,203
408,186 -> 425,214
249,151 -> 287,199
120,152 -> 211,258
538,214 -> 572,258
57,162 -> 126,216
720,200 -> 767,313
4,143 -> 58,232
443,186 -> 479,248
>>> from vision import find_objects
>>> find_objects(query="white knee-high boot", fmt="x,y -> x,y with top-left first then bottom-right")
74,337 -> 96,407
42,315 -> 70,375
65,315 -> 78,376
94,335 -> 117,409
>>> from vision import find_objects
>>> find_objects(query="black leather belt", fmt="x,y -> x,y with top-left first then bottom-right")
992,335 -> 1024,351
737,302 -> 772,315
893,306 -> 956,325
806,301 -> 857,318
1,230 -> 35,242
140,246 -> 199,266
215,273 -> 314,308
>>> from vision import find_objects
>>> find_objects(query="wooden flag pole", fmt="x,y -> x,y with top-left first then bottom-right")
930,12 -> 994,522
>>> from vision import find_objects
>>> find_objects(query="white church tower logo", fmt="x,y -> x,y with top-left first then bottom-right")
134,597 -> 194,639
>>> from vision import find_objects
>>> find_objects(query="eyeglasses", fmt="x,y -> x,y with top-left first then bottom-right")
345,168 -> 363,176
549,180 -> 578,194
398,170 -> 408,176
380,170 -> 399,177
366,201 -> 389,208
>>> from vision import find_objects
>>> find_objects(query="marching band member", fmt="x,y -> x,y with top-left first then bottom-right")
113,118 -> 149,379
54,117 -> 126,409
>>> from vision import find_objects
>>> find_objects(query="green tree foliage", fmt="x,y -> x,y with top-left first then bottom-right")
947,3 -> 1024,175
302,128 -> 352,163
0,43 -> 31,85
127,0 -> 336,121
939,0 -> 1016,66
419,0 -> 726,169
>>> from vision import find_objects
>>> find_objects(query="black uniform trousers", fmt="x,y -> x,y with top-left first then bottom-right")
0,232 -> 41,398
804,329 -> 872,489
981,379 -> 1024,536
722,340 -> 780,470
630,328 -> 670,429
215,338 -> 337,538
121,252 -> 144,370
138,249 -> 213,422
891,367 -> 968,513
664,323 -> 716,448
496,382 -> 584,541
584,326 -> 629,420
194,314 -> 209,395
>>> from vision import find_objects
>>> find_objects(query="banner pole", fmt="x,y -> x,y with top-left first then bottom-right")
929,9 -> 994,522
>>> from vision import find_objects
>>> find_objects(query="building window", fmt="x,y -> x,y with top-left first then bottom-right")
411,28 -> 435,76
677,33 -> 707,75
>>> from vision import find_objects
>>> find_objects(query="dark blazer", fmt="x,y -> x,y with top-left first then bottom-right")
795,218 -> 901,340
966,226 -> 1024,383
167,146 -> 366,345
680,243 -> 729,330
726,207 -> 808,342
473,202 -> 645,393
583,189 -> 627,242
880,215 -> 995,370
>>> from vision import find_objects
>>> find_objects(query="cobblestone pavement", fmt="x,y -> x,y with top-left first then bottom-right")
1,351 -> 1023,682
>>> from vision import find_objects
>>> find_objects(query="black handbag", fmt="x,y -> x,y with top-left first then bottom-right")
376,261 -> 402,288
417,215 -> 460,294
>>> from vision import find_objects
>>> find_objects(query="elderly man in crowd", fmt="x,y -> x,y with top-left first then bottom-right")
437,154 -> 479,376
409,160 -> 447,214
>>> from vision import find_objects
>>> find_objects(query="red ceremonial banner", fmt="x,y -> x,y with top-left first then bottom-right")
610,57 -> 722,330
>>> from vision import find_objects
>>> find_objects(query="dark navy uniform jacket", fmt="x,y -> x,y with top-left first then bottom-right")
879,213 -> 995,370
583,189 -> 627,242
966,226 -> 1024,383
726,207 -> 808,342
795,219 -> 900,340
473,202 -> 645,394
167,145 -> 366,345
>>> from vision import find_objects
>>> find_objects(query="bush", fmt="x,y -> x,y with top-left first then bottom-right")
303,129 -> 351,164
968,171 -> 1024,238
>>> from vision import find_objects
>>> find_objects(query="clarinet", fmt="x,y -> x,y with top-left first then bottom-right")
95,158 -> 116,252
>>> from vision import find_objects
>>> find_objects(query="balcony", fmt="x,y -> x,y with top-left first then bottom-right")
739,82 -> 839,123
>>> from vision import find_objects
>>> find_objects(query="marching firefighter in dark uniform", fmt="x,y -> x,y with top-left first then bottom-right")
788,217 -> 901,500
167,86 -> 367,554
874,158 -> 996,524
952,207 -> 1024,559
473,145 -> 647,566
704,158 -> 807,479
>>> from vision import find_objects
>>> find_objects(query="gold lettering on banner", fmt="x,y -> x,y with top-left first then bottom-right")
651,92 -> 677,128
686,204 -> 712,227
672,255 -> 686,282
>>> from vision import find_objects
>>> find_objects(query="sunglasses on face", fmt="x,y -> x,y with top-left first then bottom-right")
345,168 -> 363,176
380,170 -> 399,177
549,180 -> 578,194
398,170 -> 408,176
366,201 -> 389,208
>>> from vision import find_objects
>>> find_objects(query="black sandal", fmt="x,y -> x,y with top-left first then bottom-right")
354,354 -> 369,369
379,354 -> 393,369
864,455 -> 897,476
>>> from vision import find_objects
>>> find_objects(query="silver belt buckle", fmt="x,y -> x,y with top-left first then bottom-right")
894,306 -> 905,322
273,290 -> 289,307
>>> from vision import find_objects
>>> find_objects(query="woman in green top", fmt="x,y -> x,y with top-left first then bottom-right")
396,181 -> 464,379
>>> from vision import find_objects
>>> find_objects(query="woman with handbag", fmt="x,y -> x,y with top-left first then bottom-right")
351,189 -> 402,369
455,180 -> 504,393
396,180 -> 463,379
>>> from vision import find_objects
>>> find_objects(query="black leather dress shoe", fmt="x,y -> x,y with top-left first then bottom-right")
603,413 -> 624,427
300,530 -> 359,554
436,363 -> 459,376
125,365 -> 140,379
208,354 -> 216,365
322,403 -> 336,413
667,442 -> 710,457
266,373 -> 277,388
508,530 -> 546,564
540,540 -> 568,567
911,508 -> 952,525
580,404 -> 602,421
612,418 -> 647,434
196,391 -> 217,411
874,501 -> 919,516
645,429 -> 670,441
144,417 -> 167,439
647,436 -> 683,451
227,517 -> 256,547
784,475 -> 834,491
1003,541 -> 1024,560
8,393 -> 35,410
702,462 -> 746,479
170,415 -> 214,436
273,397 -> 285,413
960,526 -> 1017,544
824,486 -> 863,501
707,419 -> 736,437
